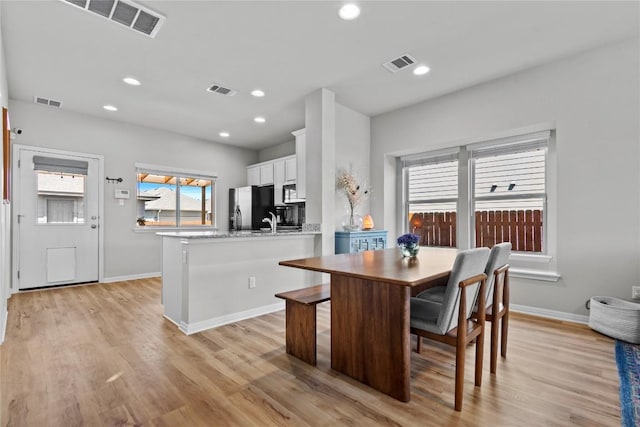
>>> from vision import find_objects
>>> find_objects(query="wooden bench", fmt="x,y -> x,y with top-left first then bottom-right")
275,283 -> 330,366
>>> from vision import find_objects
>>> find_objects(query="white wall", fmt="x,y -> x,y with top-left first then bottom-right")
9,100 -> 257,280
257,139 -> 295,162
371,39 -> 640,316
0,4 -> 9,343
334,103 -> 371,230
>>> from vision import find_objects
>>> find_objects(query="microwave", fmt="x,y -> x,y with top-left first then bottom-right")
283,183 -> 305,204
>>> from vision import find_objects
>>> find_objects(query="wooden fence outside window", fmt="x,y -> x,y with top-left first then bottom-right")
409,210 -> 543,252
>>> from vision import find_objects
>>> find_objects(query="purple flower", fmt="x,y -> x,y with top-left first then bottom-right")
397,233 -> 419,246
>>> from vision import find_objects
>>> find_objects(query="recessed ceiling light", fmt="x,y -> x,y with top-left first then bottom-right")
254,116 -> 266,124
413,65 -> 431,76
219,132 -> 230,137
123,77 -> 141,86
103,105 -> 118,112
251,89 -> 265,97
339,4 -> 360,20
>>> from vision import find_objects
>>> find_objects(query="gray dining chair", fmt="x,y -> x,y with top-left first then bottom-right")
479,242 -> 511,373
410,247 -> 490,411
415,242 -> 512,373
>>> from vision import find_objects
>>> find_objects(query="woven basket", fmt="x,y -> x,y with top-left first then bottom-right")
588,296 -> 640,344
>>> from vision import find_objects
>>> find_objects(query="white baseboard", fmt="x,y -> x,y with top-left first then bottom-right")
179,302 -> 285,335
101,272 -> 161,284
163,314 -> 180,328
511,304 -> 588,325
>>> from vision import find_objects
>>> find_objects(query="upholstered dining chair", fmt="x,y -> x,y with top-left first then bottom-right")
415,242 -> 512,374
479,242 -> 511,374
410,247 -> 490,411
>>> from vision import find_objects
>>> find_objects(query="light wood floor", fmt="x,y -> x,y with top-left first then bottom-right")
1,278 -> 620,426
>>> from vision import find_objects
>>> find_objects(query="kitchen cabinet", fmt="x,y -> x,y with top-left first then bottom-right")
274,159 -> 285,205
272,155 -> 296,205
292,128 -> 306,199
247,162 -> 274,186
284,156 -> 296,182
335,230 -> 388,254
247,165 -> 260,186
259,163 -> 274,185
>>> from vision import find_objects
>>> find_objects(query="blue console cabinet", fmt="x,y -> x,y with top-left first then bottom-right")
335,230 -> 388,254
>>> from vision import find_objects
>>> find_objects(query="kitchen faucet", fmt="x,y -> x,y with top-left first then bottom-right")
262,211 -> 277,234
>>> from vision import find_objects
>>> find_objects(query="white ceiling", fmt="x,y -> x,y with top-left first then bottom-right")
2,1 -> 638,150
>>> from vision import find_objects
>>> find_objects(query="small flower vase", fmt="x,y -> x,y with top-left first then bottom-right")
341,207 -> 363,231
399,243 -> 420,258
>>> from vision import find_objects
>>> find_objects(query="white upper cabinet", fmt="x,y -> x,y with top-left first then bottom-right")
247,129 -> 305,200
284,156 -> 296,182
247,162 -> 275,186
247,165 -> 260,186
259,163 -> 274,185
292,128 -> 306,199
273,159 -> 285,204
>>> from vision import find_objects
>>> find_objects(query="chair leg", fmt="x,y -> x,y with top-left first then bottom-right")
490,319 -> 499,374
455,341 -> 466,411
416,335 -> 422,354
475,329 -> 484,387
501,312 -> 509,358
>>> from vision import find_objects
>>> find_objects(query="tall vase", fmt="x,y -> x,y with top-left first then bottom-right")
341,205 -> 363,231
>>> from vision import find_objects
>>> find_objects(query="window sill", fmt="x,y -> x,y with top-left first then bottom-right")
509,253 -> 552,263
510,267 -> 561,282
133,226 -> 218,233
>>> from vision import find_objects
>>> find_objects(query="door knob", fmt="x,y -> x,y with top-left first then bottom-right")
91,224 -> 97,229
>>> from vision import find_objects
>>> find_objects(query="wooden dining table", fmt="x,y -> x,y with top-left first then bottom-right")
279,246 -> 458,402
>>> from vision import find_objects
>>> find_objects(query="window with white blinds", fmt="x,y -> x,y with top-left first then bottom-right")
403,150 -> 459,247
408,159 -> 458,211
473,149 -> 546,209
470,132 -> 548,253
402,130 -> 551,253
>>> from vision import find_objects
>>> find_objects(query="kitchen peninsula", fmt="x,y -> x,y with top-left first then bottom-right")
158,230 -> 321,334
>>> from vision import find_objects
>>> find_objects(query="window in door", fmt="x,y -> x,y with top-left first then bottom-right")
36,171 -> 86,224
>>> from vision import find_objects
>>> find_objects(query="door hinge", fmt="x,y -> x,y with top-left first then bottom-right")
17,159 -> 20,168
17,271 -> 20,279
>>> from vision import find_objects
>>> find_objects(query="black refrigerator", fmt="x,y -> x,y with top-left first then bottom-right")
228,185 -> 274,231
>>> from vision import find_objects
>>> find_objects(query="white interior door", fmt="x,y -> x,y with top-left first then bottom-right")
16,148 -> 100,289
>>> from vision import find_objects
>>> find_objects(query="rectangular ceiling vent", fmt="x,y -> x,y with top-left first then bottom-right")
34,96 -> 63,108
207,84 -> 237,97
382,54 -> 416,73
60,0 -> 165,38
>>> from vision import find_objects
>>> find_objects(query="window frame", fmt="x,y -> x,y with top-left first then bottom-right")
400,129 -> 559,281
35,170 -> 87,225
402,148 -> 460,246
134,162 -> 217,232
469,134 -> 549,255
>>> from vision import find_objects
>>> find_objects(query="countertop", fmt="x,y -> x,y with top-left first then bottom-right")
157,230 -> 321,239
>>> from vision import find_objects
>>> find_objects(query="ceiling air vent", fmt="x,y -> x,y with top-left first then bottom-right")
382,54 -> 417,73
60,0 -> 165,38
207,84 -> 237,97
34,96 -> 63,108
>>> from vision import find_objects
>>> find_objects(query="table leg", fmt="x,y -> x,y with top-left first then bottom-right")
330,274 -> 411,402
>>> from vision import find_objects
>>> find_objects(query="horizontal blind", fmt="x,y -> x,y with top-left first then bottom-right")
401,147 -> 459,168
33,156 -> 89,175
468,130 -> 550,158
474,149 -> 545,200
408,159 -> 458,202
